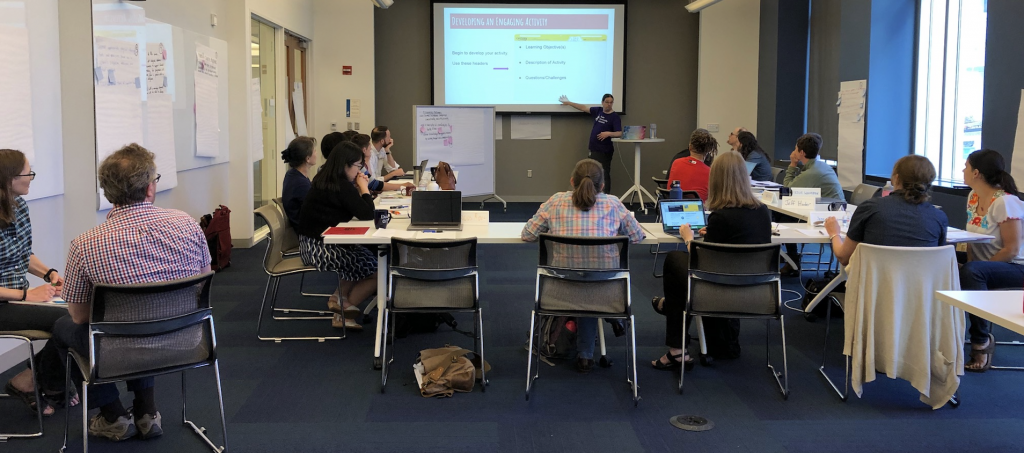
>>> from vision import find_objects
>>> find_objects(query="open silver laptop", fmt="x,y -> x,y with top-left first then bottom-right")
659,199 -> 707,236
407,190 -> 463,231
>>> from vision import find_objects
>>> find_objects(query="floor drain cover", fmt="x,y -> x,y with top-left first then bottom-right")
670,415 -> 714,432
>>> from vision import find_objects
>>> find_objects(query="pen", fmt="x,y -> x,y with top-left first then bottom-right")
819,230 -> 826,236
391,205 -> 409,209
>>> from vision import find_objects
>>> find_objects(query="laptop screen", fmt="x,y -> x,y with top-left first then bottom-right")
411,191 -> 462,225
745,161 -> 757,175
660,199 -> 707,231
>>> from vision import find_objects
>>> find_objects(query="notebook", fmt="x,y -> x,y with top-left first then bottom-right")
408,190 -> 463,231
659,199 -> 707,235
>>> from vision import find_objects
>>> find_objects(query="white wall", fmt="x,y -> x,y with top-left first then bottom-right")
312,0 -> 376,139
697,0 -> 761,146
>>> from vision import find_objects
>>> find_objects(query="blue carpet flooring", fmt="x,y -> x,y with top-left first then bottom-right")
4,202 -> 1024,452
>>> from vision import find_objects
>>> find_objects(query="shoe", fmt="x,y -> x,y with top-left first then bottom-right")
966,333 -> 995,373
609,319 -> 627,338
576,357 -> 595,374
136,411 -> 163,440
88,413 -> 137,441
4,381 -> 53,416
332,314 -> 363,331
780,262 -> 801,278
651,352 -> 695,371
651,297 -> 666,316
328,296 -> 363,319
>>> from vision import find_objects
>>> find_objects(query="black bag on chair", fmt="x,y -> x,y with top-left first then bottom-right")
801,274 -> 846,321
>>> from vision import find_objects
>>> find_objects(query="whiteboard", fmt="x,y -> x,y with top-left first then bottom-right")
413,105 -> 495,197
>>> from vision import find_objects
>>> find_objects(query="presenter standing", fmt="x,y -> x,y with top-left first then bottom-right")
560,94 -> 622,194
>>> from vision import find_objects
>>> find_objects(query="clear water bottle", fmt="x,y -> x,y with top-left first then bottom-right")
882,180 -> 894,197
669,180 -> 683,200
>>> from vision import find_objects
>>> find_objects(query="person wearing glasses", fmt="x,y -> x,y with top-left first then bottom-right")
726,127 -> 748,152
50,143 -> 211,441
296,141 -> 378,331
0,149 -> 76,418
350,134 -> 414,193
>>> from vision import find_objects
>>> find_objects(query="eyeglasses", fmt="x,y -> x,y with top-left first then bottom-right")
355,163 -> 365,170
152,173 -> 162,184
17,171 -> 35,180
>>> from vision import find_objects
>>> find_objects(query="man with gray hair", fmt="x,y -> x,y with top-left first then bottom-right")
50,143 -> 211,441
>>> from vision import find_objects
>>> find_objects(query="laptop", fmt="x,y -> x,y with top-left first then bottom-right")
745,161 -> 757,175
408,190 -> 463,231
659,199 -> 707,236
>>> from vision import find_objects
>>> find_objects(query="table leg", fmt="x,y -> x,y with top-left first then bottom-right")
619,143 -> 656,214
373,245 -> 388,369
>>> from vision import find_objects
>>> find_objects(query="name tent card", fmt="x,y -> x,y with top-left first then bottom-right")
780,196 -> 816,209
791,187 -> 821,198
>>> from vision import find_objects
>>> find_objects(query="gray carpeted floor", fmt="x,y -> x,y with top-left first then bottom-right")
3,202 -> 1024,452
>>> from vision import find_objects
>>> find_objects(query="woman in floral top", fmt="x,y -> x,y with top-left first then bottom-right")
961,149 -> 1024,372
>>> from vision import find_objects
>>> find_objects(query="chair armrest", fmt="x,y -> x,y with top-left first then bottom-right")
803,269 -> 848,313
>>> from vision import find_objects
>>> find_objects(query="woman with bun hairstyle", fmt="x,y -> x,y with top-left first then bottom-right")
521,158 -> 645,373
957,149 -> 1024,372
736,131 -> 773,182
280,136 -> 317,228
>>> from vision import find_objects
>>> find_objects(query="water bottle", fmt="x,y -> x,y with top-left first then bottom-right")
669,180 -> 683,200
882,180 -> 894,197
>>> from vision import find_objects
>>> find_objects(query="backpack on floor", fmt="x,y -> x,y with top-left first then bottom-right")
528,316 -> 576,362
801,273 -> 846,321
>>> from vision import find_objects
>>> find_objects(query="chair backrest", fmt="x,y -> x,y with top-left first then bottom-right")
388,238 -> 478,309
773,166 -> 787,184
254,204 -> 288,274
88,272 -> 216,381
271,197 -> 301,254
687,242 -> 781,316
535,234 -> 630,314
849,183 -> 881,206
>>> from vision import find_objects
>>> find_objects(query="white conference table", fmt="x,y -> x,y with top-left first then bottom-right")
935,290 -> 1024,337
611,138 -> 664,214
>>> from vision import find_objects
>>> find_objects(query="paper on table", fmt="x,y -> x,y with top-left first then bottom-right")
250,78 -> 263,162
293,82 -> 308,137
1011,89 -> 1024,184
144,93 -> 178,191
780,196 -> 816,209
510,115 -> 551,140
771,223 -> 789,230
416,231 -> 458,240
0,26 -> 34,163
194,72 -> 219,157
372,228 -> 416,239
797,228 -> 828,237
791,187 -> 821,198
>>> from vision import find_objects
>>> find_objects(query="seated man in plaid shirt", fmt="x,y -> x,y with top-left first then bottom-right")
50,143 -> 211,441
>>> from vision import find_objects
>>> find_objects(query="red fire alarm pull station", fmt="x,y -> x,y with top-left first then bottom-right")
342,66 -> 352,75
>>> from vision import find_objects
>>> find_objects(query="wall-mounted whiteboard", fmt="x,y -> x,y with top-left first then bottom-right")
413,105 -> 496,197
0,0 -> 64,201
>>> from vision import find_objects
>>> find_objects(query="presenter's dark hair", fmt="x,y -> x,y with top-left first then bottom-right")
281,136 -> 316,168
321,132 -> 345,160
313,141 -> 364,193
601,94 -> 613,103
968,149 -> 1018,195
892,155 -> 936,204
98,143 -> 157,206
736,131 -> 771,163
0,149 -> 26,228
571,158 -> 604,211
351,134 -> 372,151
370,126 -> 389,144
689,128 -> 719,163
796,133 -> 822,159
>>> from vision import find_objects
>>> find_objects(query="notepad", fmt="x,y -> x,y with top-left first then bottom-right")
322,226 -> 369,236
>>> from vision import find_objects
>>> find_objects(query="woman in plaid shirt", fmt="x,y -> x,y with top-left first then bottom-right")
522,159 -> 645,373
0,149 -> 74,417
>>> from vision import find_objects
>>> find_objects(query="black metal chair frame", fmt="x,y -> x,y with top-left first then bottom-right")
379,238 -> 485,393
681,242 -> 789,400
525,234 -> 640,406
0,330 -> 50,441
59,273 -> 228,453
270,198 -> 333,300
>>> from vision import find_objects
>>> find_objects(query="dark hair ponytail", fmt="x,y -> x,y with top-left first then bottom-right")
967,149 -> 1019,195
892,155 -> 935,204
571,159 -> 604,211
281,136 -> 315,168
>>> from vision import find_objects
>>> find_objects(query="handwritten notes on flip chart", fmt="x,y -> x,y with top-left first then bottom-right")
194,43 -> 219,157
416,108 -> 487,165
0,25 -> 34,163
144,94 -> 177,190
146,43 -> 167,95
94,36 -> 144,164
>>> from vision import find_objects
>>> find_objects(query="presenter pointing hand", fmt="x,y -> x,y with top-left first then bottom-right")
559,94 -> 622,194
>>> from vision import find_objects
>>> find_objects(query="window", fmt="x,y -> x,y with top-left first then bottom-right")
914,0 -> 987,182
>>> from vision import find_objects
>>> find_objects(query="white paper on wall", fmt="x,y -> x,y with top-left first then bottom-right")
145,42 -> 167,95
94,36 -> 144,210
510,115 -> 552,140
194,71 -> 219,157
292,82 -> 308,137
0,26 -> 34,163
836,79 -> 867,188
144,93 -> 177,191
251,78 -> 264,162
195,43 -> 217,78
1010,90 -> 1024,184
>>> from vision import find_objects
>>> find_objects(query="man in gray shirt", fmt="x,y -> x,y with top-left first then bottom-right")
783,133 -> 845,201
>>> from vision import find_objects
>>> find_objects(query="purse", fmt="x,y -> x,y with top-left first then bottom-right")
417,345 -> 491,398
434,161 -> 457,191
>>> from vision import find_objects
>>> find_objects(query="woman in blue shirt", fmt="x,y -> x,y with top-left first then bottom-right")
736,131 -> 773,182
281,136 -> 316,228
560,94 -> 622,194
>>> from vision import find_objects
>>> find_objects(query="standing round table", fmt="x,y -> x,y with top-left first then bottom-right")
611,138 -> 664,213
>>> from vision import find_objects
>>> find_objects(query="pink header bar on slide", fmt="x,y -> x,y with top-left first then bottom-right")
449,14 -> 608,30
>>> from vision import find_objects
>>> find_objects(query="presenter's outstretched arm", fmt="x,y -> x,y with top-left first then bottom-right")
559,95 -> 589,113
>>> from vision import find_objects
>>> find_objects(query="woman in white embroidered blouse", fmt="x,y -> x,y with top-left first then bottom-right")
960,149 -> 1024,372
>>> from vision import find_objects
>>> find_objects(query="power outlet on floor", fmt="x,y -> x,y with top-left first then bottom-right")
527,170 -> 533,178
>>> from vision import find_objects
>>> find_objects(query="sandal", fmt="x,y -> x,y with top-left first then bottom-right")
332,314 -> 363,331
966,333 -> 995,373
328,296 -> 363,318
4,381 -> 53,416
651,352 -> 695,371
43,386 -> 80,408
651,297 -> 666,316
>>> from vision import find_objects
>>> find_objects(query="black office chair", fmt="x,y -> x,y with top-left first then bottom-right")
59,273 -> 228,453
525,234 -> 639,406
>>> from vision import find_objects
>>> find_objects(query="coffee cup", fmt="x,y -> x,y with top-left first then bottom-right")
403,185 -> 416,196
373,209 -> 392,229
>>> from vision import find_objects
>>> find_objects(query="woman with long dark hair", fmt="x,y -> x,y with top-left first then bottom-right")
736,131 -> 773,182
959,149 -> 1024,372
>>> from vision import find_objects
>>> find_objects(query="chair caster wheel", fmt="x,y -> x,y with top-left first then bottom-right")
373,357 -> 382,370
599,356 -> 613,368
699,354 -> 713,366
949,395 -> 960,408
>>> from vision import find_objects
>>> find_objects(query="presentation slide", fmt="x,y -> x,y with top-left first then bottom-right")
661,202 -> 706,228
433,3 -> 626,113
